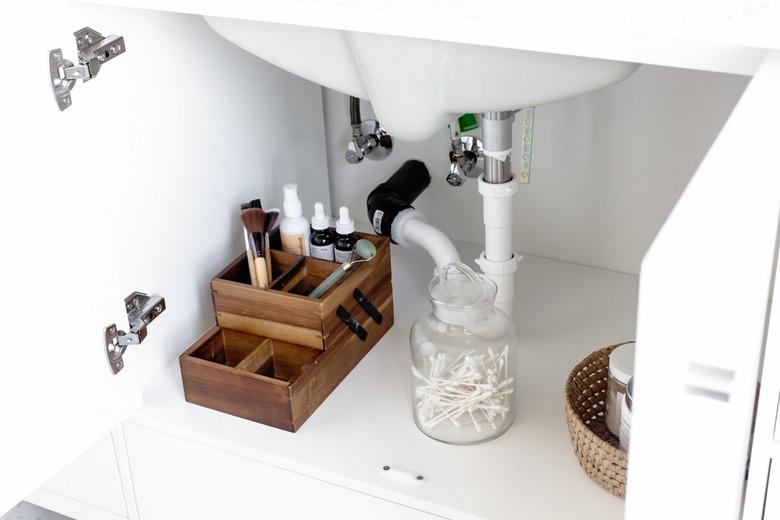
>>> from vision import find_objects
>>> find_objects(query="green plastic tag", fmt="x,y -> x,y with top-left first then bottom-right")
458,113 -> 479,132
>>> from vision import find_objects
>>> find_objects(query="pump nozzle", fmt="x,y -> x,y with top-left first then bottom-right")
283,184 -> 302,218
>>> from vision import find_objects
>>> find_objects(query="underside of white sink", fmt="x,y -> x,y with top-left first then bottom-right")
204,16 -> 640,141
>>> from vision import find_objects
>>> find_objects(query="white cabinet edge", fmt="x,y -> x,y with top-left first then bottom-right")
122,419 -> 471,520
122,422 -> 452,520
84,0 -> 769,75
27,428 -> 139,520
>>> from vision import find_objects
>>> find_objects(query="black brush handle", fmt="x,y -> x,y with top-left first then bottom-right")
337,305 -> 367,341
240,199 -> 263,210
353,288 -> 383,324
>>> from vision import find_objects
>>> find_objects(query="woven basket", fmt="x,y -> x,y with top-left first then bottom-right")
564,342 -> 633,497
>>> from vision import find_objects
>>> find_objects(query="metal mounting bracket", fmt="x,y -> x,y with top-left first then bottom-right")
517,107 -> 535,184
49,27 -> 126,111
105,292 -> 166,374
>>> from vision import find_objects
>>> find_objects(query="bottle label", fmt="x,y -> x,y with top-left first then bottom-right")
335,248 -> 352,263
310,243 -> 334,261
372,210 -> 384,234
281,234 -> 306,255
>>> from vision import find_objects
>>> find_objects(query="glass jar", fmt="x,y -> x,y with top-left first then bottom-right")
410,262 -> 517,444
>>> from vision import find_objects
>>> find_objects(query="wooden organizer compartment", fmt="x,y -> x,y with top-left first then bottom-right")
181,279 -> 394,431
211,232 -> 391,350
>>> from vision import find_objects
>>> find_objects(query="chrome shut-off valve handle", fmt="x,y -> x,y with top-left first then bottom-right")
345,120 -> 393,163
344,96 -> 393,163
446,135 -> 484,187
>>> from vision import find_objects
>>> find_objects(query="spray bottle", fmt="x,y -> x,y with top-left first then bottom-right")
280,184 -> 310,255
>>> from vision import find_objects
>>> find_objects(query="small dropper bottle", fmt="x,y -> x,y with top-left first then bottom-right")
309,202 -> 335,261
334,206 -> 357,263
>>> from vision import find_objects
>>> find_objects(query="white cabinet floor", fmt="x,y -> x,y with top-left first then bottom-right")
127,240 -> 636,519
22,239 -> 638,520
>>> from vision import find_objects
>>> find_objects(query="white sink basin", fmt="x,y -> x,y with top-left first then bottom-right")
204,17 -> 639,141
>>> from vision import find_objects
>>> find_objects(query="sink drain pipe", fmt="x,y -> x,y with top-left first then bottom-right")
477,111 -> 521,318
367,160 -> 461,270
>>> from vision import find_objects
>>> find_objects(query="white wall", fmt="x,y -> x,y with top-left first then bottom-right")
0,2 -> 328,511
323,66 -> 748,274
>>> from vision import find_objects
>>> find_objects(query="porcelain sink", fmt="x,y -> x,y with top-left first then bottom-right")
204,17 -> 640,141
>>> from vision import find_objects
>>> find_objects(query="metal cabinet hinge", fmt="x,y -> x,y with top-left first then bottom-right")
105,292 -> 166,374
49,27 -> 126,111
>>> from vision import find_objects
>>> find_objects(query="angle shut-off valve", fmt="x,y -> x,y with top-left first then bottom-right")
446,114 -> 484,187
344,96 -> 394,163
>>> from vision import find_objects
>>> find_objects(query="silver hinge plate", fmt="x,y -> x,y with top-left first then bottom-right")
49,27 -> 125,111
105,292 -> 166,374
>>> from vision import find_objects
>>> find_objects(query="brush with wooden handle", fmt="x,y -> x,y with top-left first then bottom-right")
240,199 -> 264,286
243,228 -> 259,286
240,208 -> 269,288
263,209 -> 280,284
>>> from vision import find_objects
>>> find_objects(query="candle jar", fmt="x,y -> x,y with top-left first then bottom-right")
410,262 -> 517,445
619,377 -> 634,452
606,342 -> 635,437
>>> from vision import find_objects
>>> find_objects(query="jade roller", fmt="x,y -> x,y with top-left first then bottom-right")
308,239 -> 376,298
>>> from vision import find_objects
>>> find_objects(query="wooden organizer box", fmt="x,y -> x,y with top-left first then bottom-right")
180,232 -> 394,431
211,232 -> 391,349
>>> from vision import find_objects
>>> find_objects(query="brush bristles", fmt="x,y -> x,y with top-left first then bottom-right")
264,210 -> 280,234
241,208 -> 267,255
240,208 -> 266,234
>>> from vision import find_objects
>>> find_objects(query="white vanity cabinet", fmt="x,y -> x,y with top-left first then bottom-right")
122,423 -> 438,520
4,1 -> 780,519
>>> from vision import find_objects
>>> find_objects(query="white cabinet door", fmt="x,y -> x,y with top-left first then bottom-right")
28,431 -> 132,520
0,0 -> 329,513
626,52 -> 780,520
124,423 -> 439,520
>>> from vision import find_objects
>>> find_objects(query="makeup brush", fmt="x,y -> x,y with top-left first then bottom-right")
263,209 -> 281,283
240,208 -> 269,288
243,227 -> 259,286
240,199 -> 263,210
265,209 -> 280,237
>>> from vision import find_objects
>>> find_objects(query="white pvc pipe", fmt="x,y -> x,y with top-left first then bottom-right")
477,176 -> 520,318
483,193 -> 514,261
401,218 -> 461,270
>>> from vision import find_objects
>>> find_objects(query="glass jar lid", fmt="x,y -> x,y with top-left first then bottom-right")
428,262 -> 497,325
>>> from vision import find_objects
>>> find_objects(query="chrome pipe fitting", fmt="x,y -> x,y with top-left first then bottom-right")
482,111 -> 514,184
